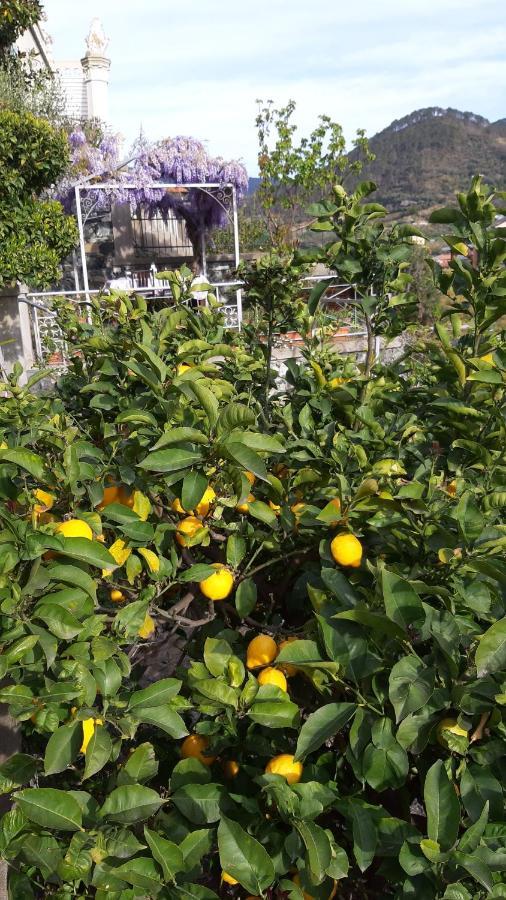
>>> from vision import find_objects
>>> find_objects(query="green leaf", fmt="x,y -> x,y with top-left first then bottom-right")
178,563 -> 216,582
172,783 -> 224,824
57,538 -> 118,570
235,578 -> 257,617
388,656 -> 435,723
138,448 -> 203,473
99,785 -> 163,824
295,819 -> 332,882
424,760 -> 460,851
179,829 -> 214,868
362,741 -> 409,792
0,448 -> 47,480
45,564 -> 97,601
455,492 -> 484,543
44,721 -> 82,775
151,427 -> 210,450
334,607 -> 405,639
308,279 -> 331,315
226,534 -> 246,568
295,703 -> 355,761
248,685 -> 300,729
381,569 -> 424,632
248,500 -> 278,527
0,754 -> 37,794
276,640 -> 335,670
217,814 -> 275,894
203,637 -> 232,677
14,788 -> 83,832
132,705 -> 188,738
144,827 -> 183,882
117,743 -> 159,786
83,725 -> 112,780
128,678 -> 182,710
194,679 -> 239,708
113,856 -> 162,892
115,407 -> 158,427
181,471 -> 208,511
34,604 -> 82,640
223,442 -> 268,481
475,617 -> 506,677
188,380 -> 219,427
348,803 -> 377,872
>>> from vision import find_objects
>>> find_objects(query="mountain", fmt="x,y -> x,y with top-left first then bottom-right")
354,107 -> 506,214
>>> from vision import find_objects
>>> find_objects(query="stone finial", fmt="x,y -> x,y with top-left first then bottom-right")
85,18 -> 109,56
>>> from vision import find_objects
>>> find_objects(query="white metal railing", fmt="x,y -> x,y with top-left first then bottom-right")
20,274 -> 364,370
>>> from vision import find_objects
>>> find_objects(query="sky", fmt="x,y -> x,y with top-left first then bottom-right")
43,0 -> 506,175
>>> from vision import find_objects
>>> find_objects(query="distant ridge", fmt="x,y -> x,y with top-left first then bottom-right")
352,107 -> 506,213
247,107 -> 506,215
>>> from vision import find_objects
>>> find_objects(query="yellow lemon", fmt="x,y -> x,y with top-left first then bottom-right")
330,533 -> 362,568
278,637 -> 298,677
195,486 -> 216,517
172,497 -> 187,515
436,717 -> 469,748
245,470 -> 256,486
56,519 -> 93,541
236,493 -> 255,513
33,489 -> 55,513
96,485 -> 119,509
246,634 -> 278,669
138,613 -> 155,639
199,564 -> 234,601
176,515 -> 203,547
80,717 -> 103,754
223,759 -> 240,779
222,872 -> 239,885
110,589 -> 125,603
265,754 -> 303,785
181,733 -> 216,766
258,667 -> 287,692
177,363 -> 192,375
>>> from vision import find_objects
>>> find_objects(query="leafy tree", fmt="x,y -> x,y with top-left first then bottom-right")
0,0 -> 43,58
0,109 -> 77,288
0,178 -> 506,899
255,99 -> 373,251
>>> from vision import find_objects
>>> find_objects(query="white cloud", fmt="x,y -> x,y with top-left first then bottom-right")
43,0 -> 506,172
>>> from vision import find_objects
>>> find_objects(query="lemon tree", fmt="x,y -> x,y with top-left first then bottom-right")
1,177 -> 506,898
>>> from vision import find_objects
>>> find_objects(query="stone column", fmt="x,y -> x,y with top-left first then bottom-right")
81,19 -> 111,123
0,286 -> 35,378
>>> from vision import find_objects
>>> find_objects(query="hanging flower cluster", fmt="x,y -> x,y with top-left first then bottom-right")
54,128 -> 248,246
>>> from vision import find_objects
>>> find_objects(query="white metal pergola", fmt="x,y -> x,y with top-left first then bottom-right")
74,180 -> 241,298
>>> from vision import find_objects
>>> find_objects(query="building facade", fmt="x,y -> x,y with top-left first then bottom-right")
16,15 -> 111,123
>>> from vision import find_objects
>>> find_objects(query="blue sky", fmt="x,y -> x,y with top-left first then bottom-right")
44,0 -> 506,175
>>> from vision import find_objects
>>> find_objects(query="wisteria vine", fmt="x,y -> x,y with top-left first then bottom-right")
54,128 -> 248,254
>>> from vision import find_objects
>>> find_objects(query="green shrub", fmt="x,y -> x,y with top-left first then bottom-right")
0,109 -> 77,288
0,180 -> 506,899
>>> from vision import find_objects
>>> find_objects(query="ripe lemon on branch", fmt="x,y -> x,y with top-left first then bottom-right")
199,564 -> 234,601
176,515 -> 203,547
247,634 -> 278,669
257,667 -> 287,691
265,754 -> 303,784
56,519 -> 93,540
181,734 -> 216,766
330,532 -> 363,567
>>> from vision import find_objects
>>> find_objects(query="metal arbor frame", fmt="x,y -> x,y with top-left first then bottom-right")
74,181 -> 241,296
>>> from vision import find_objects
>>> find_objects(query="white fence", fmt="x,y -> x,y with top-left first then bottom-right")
19,274 -> 364,371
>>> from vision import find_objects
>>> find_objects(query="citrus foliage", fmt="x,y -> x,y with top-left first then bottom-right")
1,179 -> 506,899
